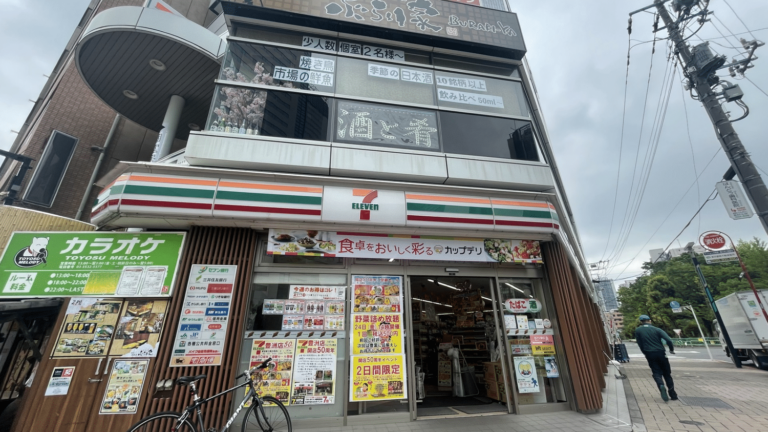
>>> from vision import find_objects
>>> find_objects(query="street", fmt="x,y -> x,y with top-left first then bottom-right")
624,341 -> 732,362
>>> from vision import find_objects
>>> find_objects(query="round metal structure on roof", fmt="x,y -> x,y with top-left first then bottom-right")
76,6 -> 226,140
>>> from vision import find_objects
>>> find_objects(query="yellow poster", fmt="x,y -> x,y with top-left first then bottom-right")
250,339 -> 295,405
99,360 -> 148,414
351,313 -> 403,355
291,339 -> 337,405
350,354 -> 406,402
530,335 -> 556,355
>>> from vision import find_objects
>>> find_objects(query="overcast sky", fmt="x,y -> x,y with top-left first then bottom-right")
1,0 -> 767,284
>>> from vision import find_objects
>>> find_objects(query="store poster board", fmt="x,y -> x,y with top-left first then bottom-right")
264,286 -> 347,331
544,356 -> 560,378
110,300 -> 168,357
0,232 -> 185,297
44,366 -> 75,396
289,285 -> 345,300
530,335 -> 555,355
352,276 -> 402,313
99,360 -> 149,414
53,299 -> 121,357
350,354 -> 406,402
250,339 -> 295,405
291,339 -> 337,405
513,356 -> 540,393
351,313 -> 403,355
169,265 -> 236,367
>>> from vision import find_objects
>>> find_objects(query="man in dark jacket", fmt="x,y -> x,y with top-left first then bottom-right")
635,315 -> 677,401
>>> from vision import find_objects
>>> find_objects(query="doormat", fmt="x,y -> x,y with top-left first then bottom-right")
678,397 -> 733,409
418,407 -> 458,417
453,404 -> 508,414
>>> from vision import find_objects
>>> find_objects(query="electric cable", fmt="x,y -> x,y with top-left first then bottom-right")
722,0 -> 757,39
678,68 -> 702,236
742,75 -> 768,98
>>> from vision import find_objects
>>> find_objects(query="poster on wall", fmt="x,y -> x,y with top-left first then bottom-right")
110,300 -> 168,357
530,335 -> 555,355
350,354 -> 406,402
289,285 -> 345,300
513,356 -> 540,393
325,315 -> 345,330
352,275 -> 402,313
351,313 -> 403,355
0,232 -> 185,297
290,339 -> 337,405
250,339 -> 295,405
169,265 -> 236,367
282,315 -> 304,330
99,360 -> 149,415
53,299 -> 121,358
44,367 -> 75,396
263,300 -> 284,314
544,356 -> 560,378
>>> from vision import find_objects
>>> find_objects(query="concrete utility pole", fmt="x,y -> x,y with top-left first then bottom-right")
649,0 -> 768,234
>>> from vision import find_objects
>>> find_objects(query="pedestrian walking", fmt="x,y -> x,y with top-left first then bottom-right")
634,315 -> 677,401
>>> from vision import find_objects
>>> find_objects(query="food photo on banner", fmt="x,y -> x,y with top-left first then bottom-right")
291,339 -> 337,405
99,360 -> 149,415
110,300 -> 168,357
54,299 -> 122,357
351,313 -> 403,355
353,276 -> 402,313
350,354 -> 406,402
250,339 -> 295,405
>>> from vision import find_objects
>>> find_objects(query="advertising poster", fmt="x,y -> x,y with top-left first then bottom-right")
327,301 -> 344,315
503,315 -> 517,330
516,315 -> 529,329
282,315 -> 304,330
530,335 -> 556,355
53,299 -> 121,358
289,285 -> 345,300
250,339 -> 295,405
283,300 -> 305,314
304,315 -> 325,330
513,356 -> 540,393
291,339 -> 337,405
544,356 -> 560,378
169,265 -> 236,367
325,315 -> 345,331
351,313 -> 403,355
99,360 -> 149,414
352,275 -> 402,313
0,232 -> 185,297
262,300 -> 284,314
350,354 -> 406,402
44,367 -> 75,396
110,300 -> 168,357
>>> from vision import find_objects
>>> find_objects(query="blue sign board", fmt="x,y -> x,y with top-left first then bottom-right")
669,301 -> 680,308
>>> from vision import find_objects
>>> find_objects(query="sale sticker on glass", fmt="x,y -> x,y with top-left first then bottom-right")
351,313 -> 403,355
169,265 -> 236,367
250,339 -> 295,405
44,367 -> 75,396
291,339 -> 337,405
53,299 -> 121,358
99,360 -> 149,415
352,275 -> 402,313
513,356 -> 540,393
530,334 -> 556,355
350,354 -> 406,402
0,232 -> 185,297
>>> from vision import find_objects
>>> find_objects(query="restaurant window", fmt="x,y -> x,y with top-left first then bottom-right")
206,86 -> 330,141
335,57 -> 436,106
440,112 -> 539,161
334,100 -> 440,152
435,71 -> 529,118
433,54 -> 520,78
23,130 -> 78,207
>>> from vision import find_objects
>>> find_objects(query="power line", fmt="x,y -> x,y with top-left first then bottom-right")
742,75 -> 768,98
722,0 -> 757,40
678,68 -> 702,236
705,27 -> 768,40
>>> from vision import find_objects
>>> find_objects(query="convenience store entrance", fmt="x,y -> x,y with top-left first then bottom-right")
408,276 -> 511,418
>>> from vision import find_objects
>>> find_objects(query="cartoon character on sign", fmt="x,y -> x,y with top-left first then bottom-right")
14,237 -> 49,267
517,360 -> 533,377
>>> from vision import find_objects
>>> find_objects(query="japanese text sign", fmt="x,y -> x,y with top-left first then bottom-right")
530,335 -> 555,355
291,339 -> 338,405
0,232 -> 185,298
716,180 -> 754,220
351,313 -> 403,355
250,339 -> 295,405
513,356 -> 540,393
99,360 -> 149,415
350,354 -> 406,402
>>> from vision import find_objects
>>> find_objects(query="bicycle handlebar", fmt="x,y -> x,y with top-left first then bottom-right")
242,358 -> 273,379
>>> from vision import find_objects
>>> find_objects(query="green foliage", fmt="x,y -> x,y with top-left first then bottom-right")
617,238 -> 768,339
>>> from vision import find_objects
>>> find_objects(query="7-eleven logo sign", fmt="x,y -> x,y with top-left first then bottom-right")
351,189 -> 379,220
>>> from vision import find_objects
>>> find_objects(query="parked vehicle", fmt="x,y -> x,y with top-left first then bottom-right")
713,290 -> 768,369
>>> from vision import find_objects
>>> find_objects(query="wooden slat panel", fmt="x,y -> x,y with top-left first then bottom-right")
141,227 -> 257,427
0,206 -> 94,257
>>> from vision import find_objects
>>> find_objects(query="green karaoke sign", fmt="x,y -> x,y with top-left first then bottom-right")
0,232 -> 185,298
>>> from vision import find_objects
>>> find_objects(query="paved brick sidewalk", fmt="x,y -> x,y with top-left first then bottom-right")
623,358 -> 768,432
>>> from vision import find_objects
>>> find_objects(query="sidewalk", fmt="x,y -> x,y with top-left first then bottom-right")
622,357 -> 768,432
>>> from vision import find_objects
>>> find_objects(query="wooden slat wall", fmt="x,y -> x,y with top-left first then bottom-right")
542,241 -> 609,412
141,227 -> 257,424
0,206 -> 94,256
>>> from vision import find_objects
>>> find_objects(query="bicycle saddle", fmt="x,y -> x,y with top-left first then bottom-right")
176,374 -> 207,386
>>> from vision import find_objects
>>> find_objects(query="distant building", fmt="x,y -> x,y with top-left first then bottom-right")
649,244 -> 706,263
618,280 -> 633,290
611,310 -> 624,333
596,279 -> 619,311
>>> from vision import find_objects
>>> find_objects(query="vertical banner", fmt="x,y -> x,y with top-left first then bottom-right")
350,355 -> 406,401
513,356 -> 540,393
250,339 -> 296,405
99,360 -> 149,414
170,265 -> 236,367
351,313 -> 403,354
291,339 -> 337,405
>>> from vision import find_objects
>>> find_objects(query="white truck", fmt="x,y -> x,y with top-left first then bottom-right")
713,290 -> 768,369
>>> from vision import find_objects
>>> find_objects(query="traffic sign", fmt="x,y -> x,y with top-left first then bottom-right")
672,307 -> 683,313
703,249 -> 739,264
701,233 -> 727,250
670,301 -> 680,308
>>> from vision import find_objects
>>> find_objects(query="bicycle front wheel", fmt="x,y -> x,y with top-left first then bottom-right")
127,411 -> 196,432
242,396 -> 292,432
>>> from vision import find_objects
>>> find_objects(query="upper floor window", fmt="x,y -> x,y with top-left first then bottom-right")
23,130 -> 78,207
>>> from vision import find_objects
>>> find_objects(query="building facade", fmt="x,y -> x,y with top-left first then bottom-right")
595,279 -> 618,311
2,1 -> 610,431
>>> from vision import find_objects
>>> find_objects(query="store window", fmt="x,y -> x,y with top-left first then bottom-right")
334,100 -> 440,151
206,86 -> 330,141
435,71 -> 529,118
433,54 -> 520,78
499,279 -> 567,405
440,112 -> 539,161
23,130 -> 78,207
335,57 -> 436,106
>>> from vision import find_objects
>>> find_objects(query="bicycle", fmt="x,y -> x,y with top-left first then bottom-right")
126,358 -> 291,432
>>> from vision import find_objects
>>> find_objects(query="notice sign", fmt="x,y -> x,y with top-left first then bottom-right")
250,339 -> 295,405
513,356 -> 540,393
169,265 -> 236,367
99,360 -> 149,415
44,367 -> 75,396
289,285 -> 345,300
703,249 -> 739,264
350,354 -> 406,402
0,232 -> 185,297
291,339 -> 337,405
716,180 -> 754,220
353,275 -> 403,313
530,335 -> 555,355
351,313 -> 403,355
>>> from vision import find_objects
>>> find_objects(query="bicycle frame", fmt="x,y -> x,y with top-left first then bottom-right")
176,378 -> 261,432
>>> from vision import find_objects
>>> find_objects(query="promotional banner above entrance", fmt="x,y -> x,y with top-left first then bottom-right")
0,232 -> 185,298
268,229 -> 543,263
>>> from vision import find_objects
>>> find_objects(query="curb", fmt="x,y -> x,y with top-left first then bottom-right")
617,364 -> 646,432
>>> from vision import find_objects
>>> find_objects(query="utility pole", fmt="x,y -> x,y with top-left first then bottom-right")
637,0 -> 768,234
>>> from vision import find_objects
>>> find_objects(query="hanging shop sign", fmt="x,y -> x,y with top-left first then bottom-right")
351,313 -> 403,355
110,300 -> 168,357
289,285 -> 346,300
530,335 -> 556,355
250,339 -> 296,405
350,354 -> 406,402
0,232 -> 185,297
53,299 -> 122,358
268,230 -> 543,264
503,298 -> 543,314
291,339 -> 337,405
513,356 -> 540,393
44,367 -> 75,396
716,180 -> 754,220
99,360 -> 149,415
543,356 -> 559,378
169,265 -> 236,367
